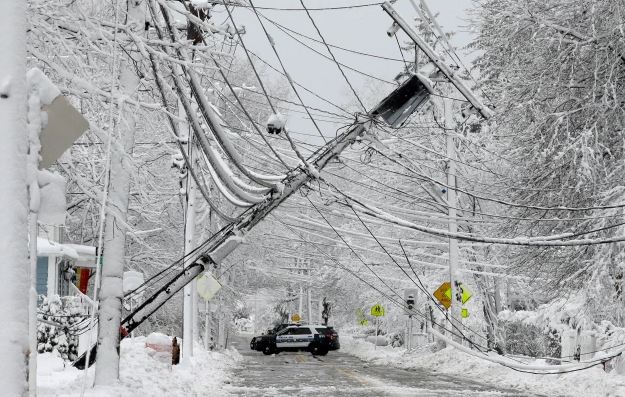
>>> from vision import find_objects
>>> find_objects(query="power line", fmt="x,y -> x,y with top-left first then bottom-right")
246,48 -> 353,116
259,12 -> 396,85
260,15 -> 404,62
224,2 -> 384,11
298,0 -> 367,112
247,0 -> 329,143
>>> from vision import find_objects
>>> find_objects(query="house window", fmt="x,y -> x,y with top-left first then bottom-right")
36,257 -> 48,296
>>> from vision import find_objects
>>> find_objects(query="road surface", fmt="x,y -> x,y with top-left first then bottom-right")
226,336 -> 547,397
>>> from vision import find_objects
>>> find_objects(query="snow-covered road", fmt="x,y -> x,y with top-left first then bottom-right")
226,337 -> 547,397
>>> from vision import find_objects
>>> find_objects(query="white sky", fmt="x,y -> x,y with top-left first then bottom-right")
224,0 -> 475,143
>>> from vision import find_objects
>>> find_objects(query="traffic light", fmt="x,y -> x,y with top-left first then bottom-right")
404,288 -> 418,312
406,294 -> 415,310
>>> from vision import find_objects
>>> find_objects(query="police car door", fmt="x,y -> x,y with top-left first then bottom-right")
276,327 -> 296,348
293,327 -> 314,348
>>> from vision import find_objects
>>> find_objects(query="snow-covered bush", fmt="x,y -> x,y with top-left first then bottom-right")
386,331 -> 404,348
37,295 -> 87,361
501,320 -> 550,357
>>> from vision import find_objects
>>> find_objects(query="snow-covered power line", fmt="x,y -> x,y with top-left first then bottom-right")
155,1 -> 286,187
343,192 -> 625,247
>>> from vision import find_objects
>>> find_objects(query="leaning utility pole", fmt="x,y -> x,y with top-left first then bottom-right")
382,2 -> 493,120
383,0 -> 494,342
0,2 -> 30,396
75,2 -> 437,369
76,72 -> 432,368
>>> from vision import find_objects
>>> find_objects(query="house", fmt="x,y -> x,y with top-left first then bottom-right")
36,227 -> 97,302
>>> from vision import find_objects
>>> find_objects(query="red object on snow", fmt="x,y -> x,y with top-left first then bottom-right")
145,333 -> 173,353
78,268 -> 90,294
119,326 -> 129,339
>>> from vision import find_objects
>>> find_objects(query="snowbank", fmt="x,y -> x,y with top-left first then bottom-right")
341,335 -> 625,397
38,336 -> 241,396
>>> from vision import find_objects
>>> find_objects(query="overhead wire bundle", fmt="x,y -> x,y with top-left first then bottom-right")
64,0 -> 625,376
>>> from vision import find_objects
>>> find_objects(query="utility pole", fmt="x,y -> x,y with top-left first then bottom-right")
382,2 -> 493,120
444,98 -> 461,339
318,297 -> 323,324
298,286 -> 303,321
383,1 -> 494,344
74,44 -> 434,367
307,286 -> 313,324
0,1 -> 30,395
182,134 -> 197,360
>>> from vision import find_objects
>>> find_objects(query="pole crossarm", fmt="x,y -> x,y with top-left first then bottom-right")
381,2 -> 494,119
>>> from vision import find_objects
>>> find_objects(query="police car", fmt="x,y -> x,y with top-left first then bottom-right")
264,324 -> 340,356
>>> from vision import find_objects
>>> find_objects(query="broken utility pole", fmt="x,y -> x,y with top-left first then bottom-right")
74,63 -> 435,369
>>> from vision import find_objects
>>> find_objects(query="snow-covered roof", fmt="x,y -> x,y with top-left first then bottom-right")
37,237 -> 96,267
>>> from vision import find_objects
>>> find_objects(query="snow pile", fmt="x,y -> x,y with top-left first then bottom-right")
37,237 -> 79,259
38,336 -> 242,396
499,295 -> 625,360
341,335 -> 625,397
27,68 -> 61,106
37,170 -> 67,225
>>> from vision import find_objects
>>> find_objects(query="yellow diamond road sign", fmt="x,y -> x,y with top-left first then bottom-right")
371,304 -> 385,317
443,283 -> 473,304
434,282 -> 473,309
291,313 -> 301,322
433,282 -> 452,309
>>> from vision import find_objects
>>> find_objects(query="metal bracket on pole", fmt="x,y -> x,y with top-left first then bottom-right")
381,2 -> 494,120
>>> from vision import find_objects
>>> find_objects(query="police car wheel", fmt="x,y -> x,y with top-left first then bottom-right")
262,345 -> 274,355
310,345 -> 327,356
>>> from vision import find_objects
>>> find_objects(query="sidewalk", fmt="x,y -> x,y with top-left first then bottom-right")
37,336 -> 241,396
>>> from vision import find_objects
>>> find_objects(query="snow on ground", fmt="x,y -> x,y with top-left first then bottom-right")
38,336 -> 241,397
341,335 -> 625,397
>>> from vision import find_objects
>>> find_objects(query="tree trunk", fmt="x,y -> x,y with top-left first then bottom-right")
94,0 -> 145,385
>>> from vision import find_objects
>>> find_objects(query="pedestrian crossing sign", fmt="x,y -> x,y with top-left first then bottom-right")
370,304 -> 385,317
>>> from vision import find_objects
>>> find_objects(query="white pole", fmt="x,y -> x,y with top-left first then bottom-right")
425,304 -> 432,343
26,81 -> 42,396
204,300 -> 209,350
182,135 -> 197,359
407,317 -> 412,351
307,288 -> 312,324
375,317 -> 379,350
0,1 -> 30,395
129,300 -> 135,339
318,297 -> 323,324
494,277 -> 503,313
445,98 -> 461,340
298,286 -> 303,321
